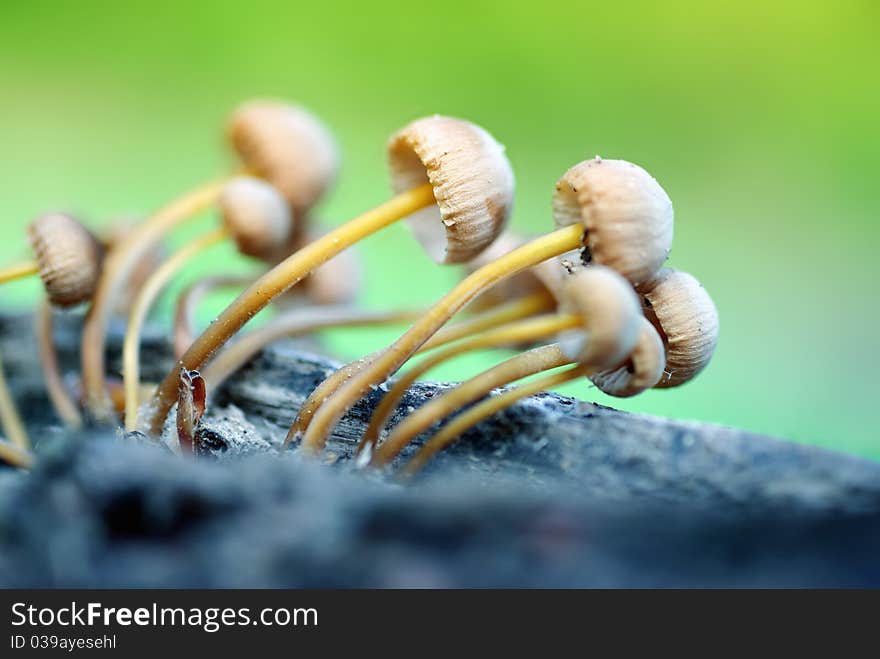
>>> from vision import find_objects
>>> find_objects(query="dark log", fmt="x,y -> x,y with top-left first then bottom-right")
1,311 -> 879,587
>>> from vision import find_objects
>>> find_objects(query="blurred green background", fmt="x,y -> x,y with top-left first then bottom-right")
0,1 -> 877,459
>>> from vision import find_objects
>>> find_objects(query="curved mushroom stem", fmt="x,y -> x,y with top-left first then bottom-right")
419,290 -> 555,351
201,306 -> 423,389
81,177 -> 231,420
0,352 -> 30,450
0,260 -> 38,285
357,312 -> 581,457
400,363 -> 591,477
0,438 -> 32,469
298,224 -> 585,454
123,227 -> 230,431
35,299 -> 82,428
284,292 -> 557,445
147,183 -> 437,436
368,343 -> 571,467
174,275 -> 253,359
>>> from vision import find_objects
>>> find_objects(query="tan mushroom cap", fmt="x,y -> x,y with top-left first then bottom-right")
219,177 -> 293,260
227,100 -> 338,215
387,115 -> 514,264
552,157 -> 673,287
465,232 -> 565,310
591,316 -> 666,397
638,268 -> 719,388
27,213 -> 103,308
557,265 -> 642,371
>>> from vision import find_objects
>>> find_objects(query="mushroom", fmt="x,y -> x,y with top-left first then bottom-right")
122,176 -> 293,431
145,115 -> 515,436
0,213 -> 105,433
401,316 -> 665,475
283,288 -> 556,444
80,99 -> 338,419
293,157 -> 673,454
355,245 -> 567,456
636,268 -> 719,388
365,266 -> 643,467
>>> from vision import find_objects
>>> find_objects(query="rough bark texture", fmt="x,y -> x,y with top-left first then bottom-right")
1,311 -> 879,587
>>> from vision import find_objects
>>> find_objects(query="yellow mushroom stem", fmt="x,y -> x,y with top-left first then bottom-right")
35,299 -> 82,428
81,177 -> 232,420
297,224 -> 585,454
368,343 -> 571,467
123,226 -> 230,431
202,306 -> 424,389
420,289 -> 556,351
0,260 -> 39,285
147,183 -> 437,436
400,362 -> 591,477
0,352 -> 30,450
0,438 -> 33,469
286,290 -> 556,442
174,275 -> 253,359
357,312 -> 581,457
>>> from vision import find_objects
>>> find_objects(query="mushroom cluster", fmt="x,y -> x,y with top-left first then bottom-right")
0,101 -> 718,474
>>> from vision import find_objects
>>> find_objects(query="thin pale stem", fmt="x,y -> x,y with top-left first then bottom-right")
370,343 -> 571,467
0,351 -> 30,450
284,291 -> 556,444
298,224 -> 585,454
147,183 -> 437,436
81,177 -> 230,420
420,290 -> 556,351
0,260 -> 38,285
0,438 -> 32,469
123,227 -> 230,431
400,364 -> 591,476
358,313 -> 581,457
174,275 -> 252,359
202,306 -> 423,389
35,298 -> 82,428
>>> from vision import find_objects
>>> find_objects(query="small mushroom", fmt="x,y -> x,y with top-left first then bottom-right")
228,100 -> 339,217
122,177 -> 294,431
638,268 -> 719,388
353,262 -> 612,457
590,316 -> 667,397
26,213 -> 104,307
80,99 -> 337,419
286,289 -> 556,443
552,156 -> 674,287
366,266 -> 642,467
147,115 -> 515,436
0,213 -> 104,434
399,315 -> 665,476
295,156 -> 672,455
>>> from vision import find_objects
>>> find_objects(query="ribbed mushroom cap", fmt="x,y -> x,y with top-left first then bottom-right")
638,268 -> 719,388
552,157 -> 673,287
387,115 -> 514,264
219,176 -> 293,260
591,316 -> 666,397
27,213 -> 103,308
557,265 -> 641,371
465,233 -> 565,310
227,100 -> 338,215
